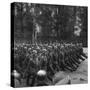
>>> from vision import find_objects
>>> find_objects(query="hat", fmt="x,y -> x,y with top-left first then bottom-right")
12,70 -> 20,78
37,70 -> 46,76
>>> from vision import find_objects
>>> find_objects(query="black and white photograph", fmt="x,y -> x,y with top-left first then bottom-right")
11,2 -> 88,88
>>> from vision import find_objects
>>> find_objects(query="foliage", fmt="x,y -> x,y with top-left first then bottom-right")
13,2 -> 87,46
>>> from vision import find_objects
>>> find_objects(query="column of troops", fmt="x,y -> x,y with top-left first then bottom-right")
12,42 -> 87,86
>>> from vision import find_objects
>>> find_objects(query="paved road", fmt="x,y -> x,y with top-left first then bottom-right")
54,48 -> 88,85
